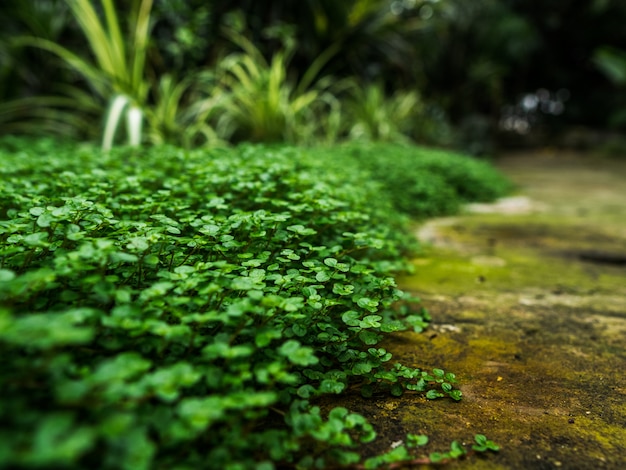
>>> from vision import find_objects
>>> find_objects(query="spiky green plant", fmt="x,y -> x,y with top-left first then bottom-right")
16,0 -> 154,149
212,29 -> 339,144
143,73 -> 223,148
343,82 -> 423,143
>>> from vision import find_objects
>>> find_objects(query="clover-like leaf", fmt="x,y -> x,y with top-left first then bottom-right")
407,433 -> 429,447
356,297 -> 379,313
279,340 -> 319,366
359,315 -> 382,329
341,310 -> 361,327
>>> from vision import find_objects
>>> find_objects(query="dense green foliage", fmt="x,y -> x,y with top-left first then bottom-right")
0,139 -> 507,468
333,143 -> 513,218
5,0 -> 626,149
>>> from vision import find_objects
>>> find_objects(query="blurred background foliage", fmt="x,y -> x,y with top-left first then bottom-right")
2,0 -> 626,152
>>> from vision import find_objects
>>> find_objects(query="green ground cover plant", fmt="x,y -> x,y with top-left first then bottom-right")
0,138 -> 503,469
321,143 -> 513,218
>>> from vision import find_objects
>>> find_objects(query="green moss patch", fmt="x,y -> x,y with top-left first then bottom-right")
391,153 -> 626,469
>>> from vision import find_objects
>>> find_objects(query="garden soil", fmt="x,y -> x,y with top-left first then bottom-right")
331,151 -> 626,469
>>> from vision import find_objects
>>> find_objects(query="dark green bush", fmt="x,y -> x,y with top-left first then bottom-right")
1,138 -> 482,469
337,142 -> 512,218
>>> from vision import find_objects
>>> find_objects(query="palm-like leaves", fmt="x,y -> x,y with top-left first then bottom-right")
344,82 -> 423,142
144,73 -> 222,148
16,0 -> 153,149
213,29 -> 338,143
2,0 -> 454,148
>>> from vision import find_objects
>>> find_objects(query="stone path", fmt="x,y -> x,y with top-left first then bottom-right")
390,151 -> 626,469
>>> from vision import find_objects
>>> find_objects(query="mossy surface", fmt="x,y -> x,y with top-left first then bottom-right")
326,152 -> 626,469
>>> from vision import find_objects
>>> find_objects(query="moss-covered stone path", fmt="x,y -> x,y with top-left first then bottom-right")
359,152 -> 626,469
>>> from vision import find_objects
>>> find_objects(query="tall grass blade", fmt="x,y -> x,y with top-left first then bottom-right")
130,0 -> 153,94
103,94 -> 129,150
126,105 -> 143,147
13,36 -> 108,96
67,0 -> 120,81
